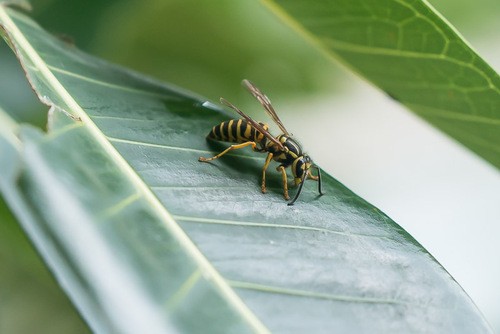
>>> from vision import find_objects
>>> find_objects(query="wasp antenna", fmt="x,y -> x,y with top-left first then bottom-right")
315,166 -> 324,195
288,171 -> 309,206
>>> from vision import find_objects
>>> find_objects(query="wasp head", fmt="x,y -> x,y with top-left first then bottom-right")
292,155 -> 313,185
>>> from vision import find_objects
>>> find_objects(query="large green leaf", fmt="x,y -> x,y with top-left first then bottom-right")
0,5 -> 492,333
262,0 -> 500,168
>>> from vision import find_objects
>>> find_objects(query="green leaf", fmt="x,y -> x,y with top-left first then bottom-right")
0,5 -> 492,333
262,0 -> 500,168
0,177 -> 89,333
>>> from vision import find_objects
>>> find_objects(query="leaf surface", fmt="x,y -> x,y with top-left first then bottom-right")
0,5 -> 492,333
262,0 -> 500,168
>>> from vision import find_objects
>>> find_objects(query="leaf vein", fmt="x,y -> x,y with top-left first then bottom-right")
98,192 -> 142,219
165,270 -> 202,311
106,136 -> 263,160
174,215 -> 391,240
46,64 -> 176,100
323,37 -> 497,90
228,280 -> 407,305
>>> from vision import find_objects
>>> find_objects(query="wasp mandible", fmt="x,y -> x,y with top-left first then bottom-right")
198,79 -> 324,205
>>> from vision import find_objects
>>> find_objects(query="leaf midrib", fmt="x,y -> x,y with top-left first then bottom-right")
0,6 -> 269,333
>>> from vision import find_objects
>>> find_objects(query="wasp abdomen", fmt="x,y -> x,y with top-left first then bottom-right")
208,119 -> 267,144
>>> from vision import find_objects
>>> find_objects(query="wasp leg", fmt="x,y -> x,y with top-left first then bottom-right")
308,171 -> 319,181
288,170 -> 308,206
276,165 -> 290,200
198,141 -> 257,162
261,153 -> 273,193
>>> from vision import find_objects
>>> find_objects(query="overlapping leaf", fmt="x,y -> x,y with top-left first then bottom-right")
263,0 -> 500,168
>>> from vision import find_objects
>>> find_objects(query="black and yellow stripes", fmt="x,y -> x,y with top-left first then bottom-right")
270,135 -> 302,166
208,119 -> 268,144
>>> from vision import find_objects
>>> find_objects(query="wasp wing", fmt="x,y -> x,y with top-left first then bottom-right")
242,79 -> 291,137
220,97 -> 284,150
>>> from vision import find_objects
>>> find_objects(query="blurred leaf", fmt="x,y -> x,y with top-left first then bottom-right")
0,108 -> 88,334
28,0 -> 124,48
263,0 -> 500,168
0,195 -> 89,334
29,0 -> 338,101
0,5 -> 492,333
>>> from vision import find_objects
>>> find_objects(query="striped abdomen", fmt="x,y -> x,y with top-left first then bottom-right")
208,119 -> 268,144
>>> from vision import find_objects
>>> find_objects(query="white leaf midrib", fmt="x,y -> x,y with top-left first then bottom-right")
0,6 -> 268,333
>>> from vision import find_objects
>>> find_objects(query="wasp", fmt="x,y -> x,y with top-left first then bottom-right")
199,79 -> 323,205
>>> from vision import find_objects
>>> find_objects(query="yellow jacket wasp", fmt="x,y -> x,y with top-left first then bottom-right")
199,79 -> 323,205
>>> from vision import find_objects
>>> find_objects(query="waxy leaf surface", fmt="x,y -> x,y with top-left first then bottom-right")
264,0 -> 500,168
